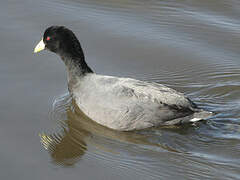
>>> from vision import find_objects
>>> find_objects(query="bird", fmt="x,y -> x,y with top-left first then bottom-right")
34,26 -> 212,131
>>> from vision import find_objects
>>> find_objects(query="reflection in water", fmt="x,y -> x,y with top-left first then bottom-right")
40,94 -> 183,166
40,94 -> 89,166
39,92 -> 240,179
40,130 -> 87,166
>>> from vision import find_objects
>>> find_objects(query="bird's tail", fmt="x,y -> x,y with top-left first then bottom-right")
163,109 -> 213,126
181,110 -> 213,124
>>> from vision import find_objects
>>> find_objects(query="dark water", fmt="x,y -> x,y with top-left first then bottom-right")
1,0 -> 240,179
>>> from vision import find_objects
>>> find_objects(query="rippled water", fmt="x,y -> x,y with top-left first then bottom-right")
1,0 -> 240,179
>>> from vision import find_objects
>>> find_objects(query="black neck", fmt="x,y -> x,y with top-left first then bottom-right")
57,35 -> 93,84
59,51 -> 93,91
61,54 -> 93,76
62,55 -> 92,74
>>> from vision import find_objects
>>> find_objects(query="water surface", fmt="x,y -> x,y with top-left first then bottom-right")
1,0 -> 240,179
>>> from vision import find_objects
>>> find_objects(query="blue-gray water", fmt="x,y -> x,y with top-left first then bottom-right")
1,0 -> 240,179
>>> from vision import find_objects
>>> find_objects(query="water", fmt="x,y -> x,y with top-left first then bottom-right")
1,0 -> 240,179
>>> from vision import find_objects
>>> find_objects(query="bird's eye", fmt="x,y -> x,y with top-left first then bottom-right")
46,36 -> 51,41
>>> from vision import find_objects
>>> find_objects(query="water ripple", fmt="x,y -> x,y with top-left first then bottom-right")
36,0 -> 240,179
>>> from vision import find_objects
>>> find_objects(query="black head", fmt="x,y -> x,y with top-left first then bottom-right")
42,26 -> 84,58
34,26 -> 93,76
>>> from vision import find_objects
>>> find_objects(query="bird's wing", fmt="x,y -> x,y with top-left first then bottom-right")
73,75 -> 195,130
109,77 -> 194,108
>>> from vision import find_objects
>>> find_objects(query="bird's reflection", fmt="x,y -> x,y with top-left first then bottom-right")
40,94 -> 89,166
40,93 -> 182,166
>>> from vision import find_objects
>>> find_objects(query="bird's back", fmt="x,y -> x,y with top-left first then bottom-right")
70,74 -> 198,131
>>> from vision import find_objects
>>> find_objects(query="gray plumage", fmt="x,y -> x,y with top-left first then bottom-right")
34,26 -> 212,131
69,74 -> 212,131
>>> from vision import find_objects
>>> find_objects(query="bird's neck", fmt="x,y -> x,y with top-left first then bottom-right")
60,54 -> 93,91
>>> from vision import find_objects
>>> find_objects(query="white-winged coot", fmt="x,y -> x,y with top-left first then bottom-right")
34,26 -> 212,131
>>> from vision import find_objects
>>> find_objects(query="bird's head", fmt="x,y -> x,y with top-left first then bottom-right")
34,26 -> 83,58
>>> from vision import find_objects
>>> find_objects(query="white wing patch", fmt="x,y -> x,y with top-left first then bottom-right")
190,118 -> 202,122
